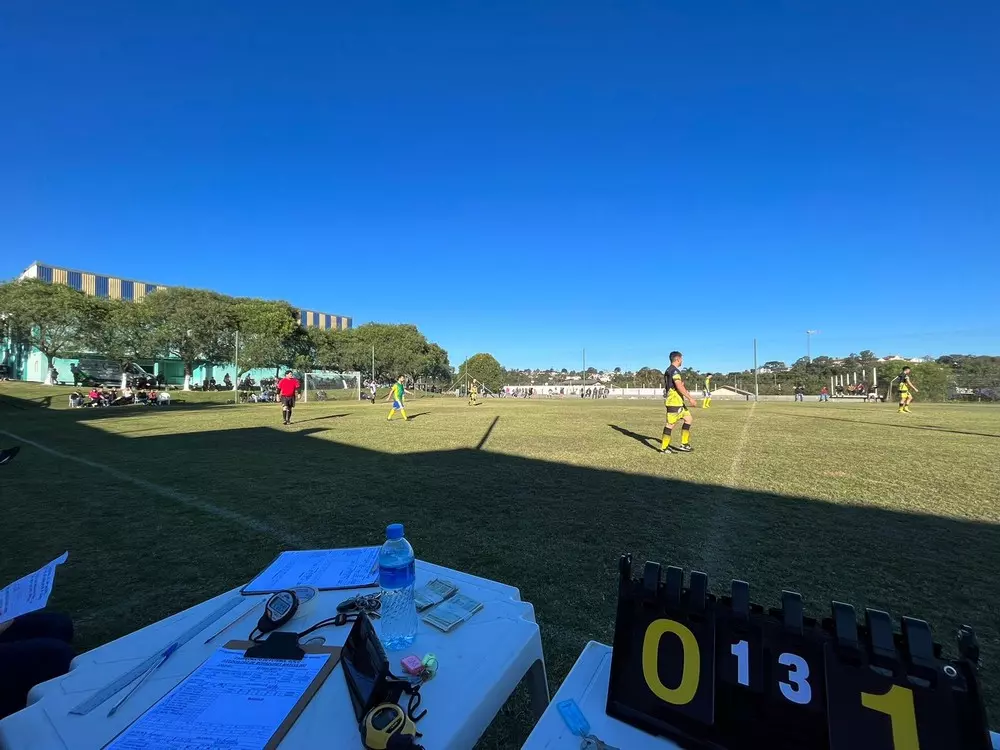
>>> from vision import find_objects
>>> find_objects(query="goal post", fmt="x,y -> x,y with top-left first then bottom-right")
303,371 -> 361,403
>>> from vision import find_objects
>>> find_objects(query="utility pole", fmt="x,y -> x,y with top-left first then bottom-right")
753,338 -> 759,401
582,348 -> 586,390
234,330 -> 239,405
371,345 -> 375,384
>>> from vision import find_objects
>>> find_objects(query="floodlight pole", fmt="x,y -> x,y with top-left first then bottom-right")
806,330 -> 818,362
582,348 -> 586,390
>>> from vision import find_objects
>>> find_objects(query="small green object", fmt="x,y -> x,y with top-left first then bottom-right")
421,653 -> 438,678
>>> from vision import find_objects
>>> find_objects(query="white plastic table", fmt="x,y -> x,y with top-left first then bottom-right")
522,641 -> 680,750
524,642 -> 1000,750
0,560 -> 549,750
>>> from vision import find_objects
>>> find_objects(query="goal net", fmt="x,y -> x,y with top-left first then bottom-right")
303,371 -> 362,402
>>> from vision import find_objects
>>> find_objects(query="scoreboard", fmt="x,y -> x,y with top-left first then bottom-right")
606,554 -> 991,750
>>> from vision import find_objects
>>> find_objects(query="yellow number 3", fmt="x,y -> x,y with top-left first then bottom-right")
642,619 -> 700,706
861,684 -> 920,750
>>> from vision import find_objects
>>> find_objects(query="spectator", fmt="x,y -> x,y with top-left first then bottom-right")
49,366 -> 59,385
155,372 -> 165,388
223,373 -> 233,389
69,391 -> 84,408
820,385 -> 830,402
795,383 -> 805,402
87,387 -> 101,406
70,363 -> 81,387
0,612 -> 76,719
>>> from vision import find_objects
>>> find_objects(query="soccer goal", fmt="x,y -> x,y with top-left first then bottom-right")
303,371 -> 362,402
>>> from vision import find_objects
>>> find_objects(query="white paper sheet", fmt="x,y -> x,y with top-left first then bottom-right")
105,648 -> 331,750
242,547 -> 379,594
0,551 -> 69,625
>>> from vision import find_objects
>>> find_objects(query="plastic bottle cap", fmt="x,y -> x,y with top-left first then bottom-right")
386,523 -> 404,540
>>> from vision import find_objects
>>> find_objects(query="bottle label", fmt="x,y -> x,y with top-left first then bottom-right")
379,560 -> 415,589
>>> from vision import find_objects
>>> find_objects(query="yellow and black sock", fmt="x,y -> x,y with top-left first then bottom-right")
681,423 -> 691,445
661,425 -> 673,451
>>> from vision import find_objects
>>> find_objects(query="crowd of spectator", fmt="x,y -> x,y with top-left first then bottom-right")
69,386 -> 168,408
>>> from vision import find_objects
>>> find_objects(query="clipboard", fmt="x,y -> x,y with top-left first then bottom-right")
241,547 -> 381,595
227,639 -> 341,750
102,641 -> 341,750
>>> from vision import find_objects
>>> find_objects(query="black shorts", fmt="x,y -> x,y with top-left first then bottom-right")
281,395 -> 296,408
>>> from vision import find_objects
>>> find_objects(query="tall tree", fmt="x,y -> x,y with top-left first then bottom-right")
459,353 -> 503,391
858,350 -> 878,364
232,298 -> 299,378
0,279 -> 92,384
145,287 -> 235,390
84,298 -> 162,388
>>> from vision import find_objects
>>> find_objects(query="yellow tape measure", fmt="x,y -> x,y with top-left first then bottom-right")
361,703 -> 423,750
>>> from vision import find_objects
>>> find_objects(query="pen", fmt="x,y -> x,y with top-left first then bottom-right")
108,642 -> 179,717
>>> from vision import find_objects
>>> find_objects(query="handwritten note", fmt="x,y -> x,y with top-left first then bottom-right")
243,548 -> 379,594
0,551 -> 68,625
105,648 -> 331,750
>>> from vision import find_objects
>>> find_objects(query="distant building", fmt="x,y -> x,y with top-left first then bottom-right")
3,261 -> 353,384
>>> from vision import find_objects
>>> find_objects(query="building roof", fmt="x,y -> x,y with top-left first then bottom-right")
20,260 -> 352,330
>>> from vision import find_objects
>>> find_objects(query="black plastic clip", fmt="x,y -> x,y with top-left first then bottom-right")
642,561 -> 661,598
689,571 -> 708,612
782,591 -> 804,635
832,601 -> 859,652
957,625 -> 980,667
244,630 -> 304,661
865,609 -> 897,661
618,553 -> 632,584
665,566 -> 683,608
731,580 -> 750,622
902,617 -> 935,668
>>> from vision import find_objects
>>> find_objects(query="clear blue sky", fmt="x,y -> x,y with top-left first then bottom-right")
2,2 -> 998,373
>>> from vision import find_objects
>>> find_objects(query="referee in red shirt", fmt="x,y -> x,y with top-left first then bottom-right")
277,370 -> 300,425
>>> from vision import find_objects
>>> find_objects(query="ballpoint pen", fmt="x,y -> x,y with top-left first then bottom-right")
107,642 -> 179,717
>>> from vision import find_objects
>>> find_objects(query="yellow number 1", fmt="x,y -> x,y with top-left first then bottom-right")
861,684 -> 919,750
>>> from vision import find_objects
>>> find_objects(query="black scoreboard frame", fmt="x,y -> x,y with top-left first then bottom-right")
606,554 -> 991,750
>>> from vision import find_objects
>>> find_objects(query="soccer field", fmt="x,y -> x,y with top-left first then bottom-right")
2,383 -> 998,745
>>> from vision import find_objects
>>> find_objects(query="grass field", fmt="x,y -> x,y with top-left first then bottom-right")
2,382 -> 998,745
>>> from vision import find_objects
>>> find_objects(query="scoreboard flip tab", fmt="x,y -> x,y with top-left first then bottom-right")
606,553 -> 992,750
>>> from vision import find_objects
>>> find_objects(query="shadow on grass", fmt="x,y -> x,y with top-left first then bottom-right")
771,410 -> 1000,439
292,413 -> 349,425
608,424 -> 660,452
2,392 -> 998,742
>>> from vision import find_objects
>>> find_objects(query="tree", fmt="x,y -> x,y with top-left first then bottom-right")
613,367 -> 621,374
145,288 -> 235,390
762,360 -> 787,372
634,366 -> 663,388
459,353 -> 503,391
84,298 -> 161,388
232,298 -> 299,378
858,350 -> 877,364
0,278 -> 92,384
561,368 -> 569,374
348,323 -> 448,382
792,356 -> 811,369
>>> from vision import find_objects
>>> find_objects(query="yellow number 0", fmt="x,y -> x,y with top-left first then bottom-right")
641,619 -> 700,706
861,684 -> 920,750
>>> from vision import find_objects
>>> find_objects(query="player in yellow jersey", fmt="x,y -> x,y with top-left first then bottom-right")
702,373 -> 713,408
896,366 -> 918,413
385,375 -> 411,421
661,351 -> 698,453
469,379 -> 480,406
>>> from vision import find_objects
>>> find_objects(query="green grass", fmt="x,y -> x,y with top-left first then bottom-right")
2,382 -> 998,745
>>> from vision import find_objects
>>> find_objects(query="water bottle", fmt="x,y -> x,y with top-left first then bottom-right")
378,523 -> 417,650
